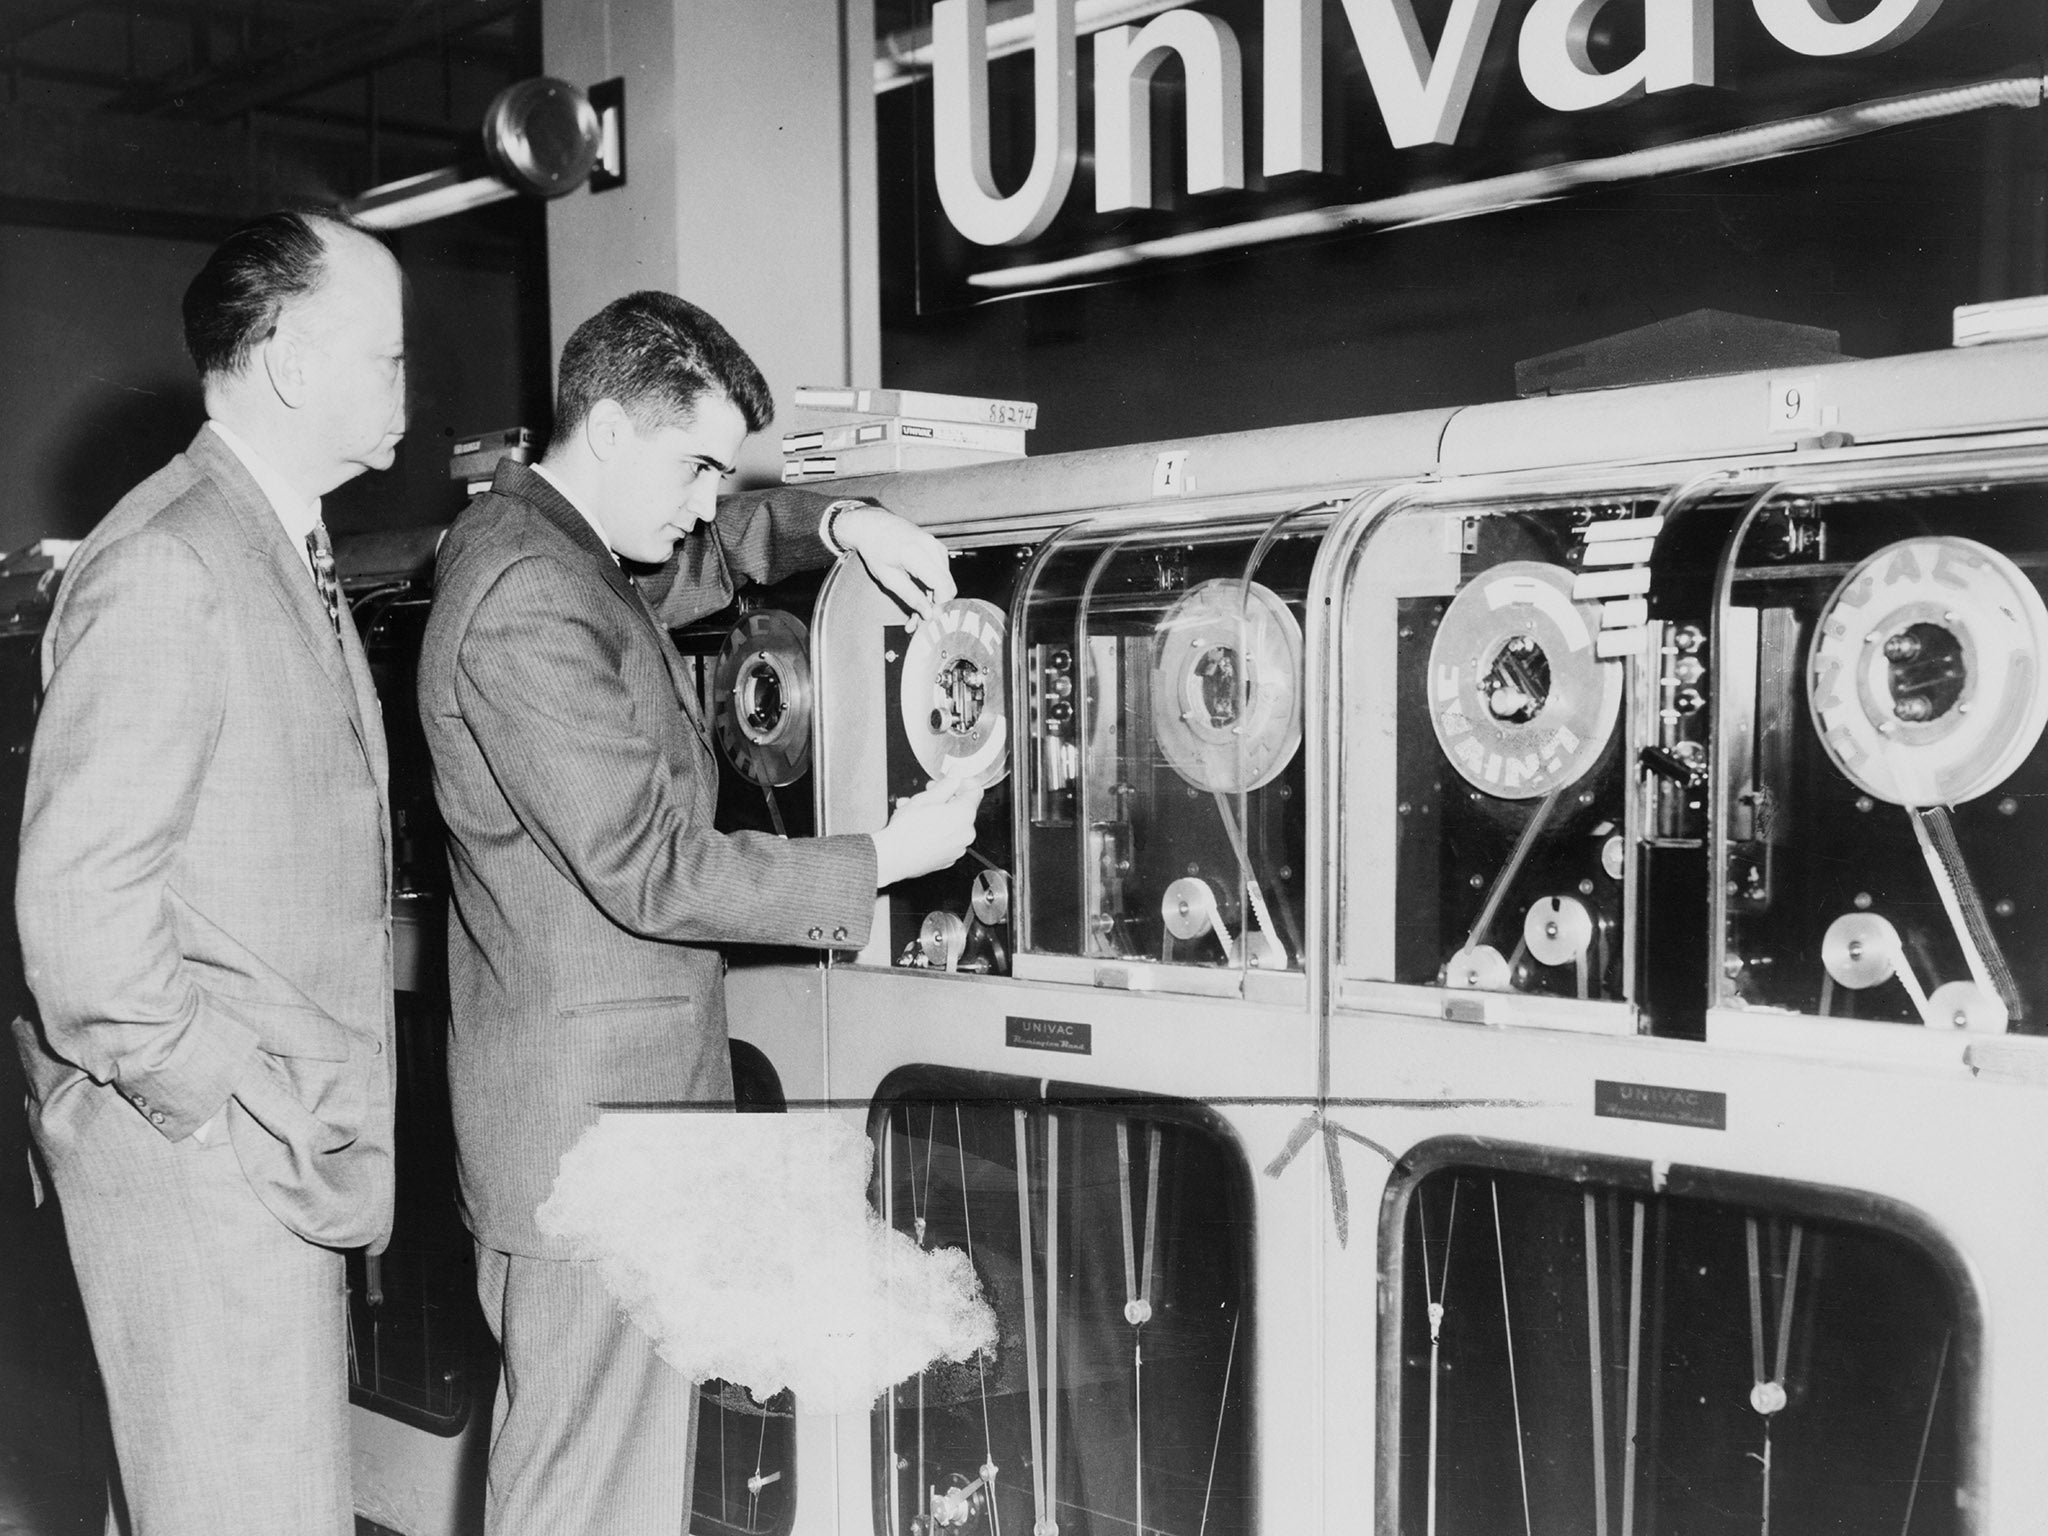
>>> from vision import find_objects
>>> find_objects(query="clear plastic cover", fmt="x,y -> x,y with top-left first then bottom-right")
1716,473 -> 2048,1034
1390,1160 -> 1964,1535
1016,518 -> 1317,979
874,1087 -> 1252,1536
1335,496 -> 1659,1005
880,545 -> 1028,974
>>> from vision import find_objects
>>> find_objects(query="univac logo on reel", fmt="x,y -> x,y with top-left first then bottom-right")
900,598 -> 1011,790
1429,560 -> 1622,801
1803,535 -> 2048,1035
713,609 -> 816,789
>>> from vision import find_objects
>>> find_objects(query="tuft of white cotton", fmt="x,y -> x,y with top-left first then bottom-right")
535,1110 -> 995,1414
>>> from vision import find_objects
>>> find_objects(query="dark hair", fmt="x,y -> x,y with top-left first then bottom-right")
553,290 -> 773,445
181,209 -> 368,381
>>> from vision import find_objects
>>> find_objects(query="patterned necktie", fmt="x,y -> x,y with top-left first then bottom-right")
305,521 -> 343,637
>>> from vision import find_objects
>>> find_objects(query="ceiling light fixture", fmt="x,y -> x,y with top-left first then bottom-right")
347,75 -> 612,230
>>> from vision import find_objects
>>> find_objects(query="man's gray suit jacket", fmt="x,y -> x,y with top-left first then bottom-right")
15,424 -> 397,1252
419,460 -> 877,1259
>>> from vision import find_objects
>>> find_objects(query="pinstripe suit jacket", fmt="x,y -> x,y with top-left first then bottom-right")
14,424 -> 396,1252
419,461 -> 876,1258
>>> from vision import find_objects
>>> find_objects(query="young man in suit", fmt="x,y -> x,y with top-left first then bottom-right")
15,210 -> 406,1534
419,290 -> 979,1534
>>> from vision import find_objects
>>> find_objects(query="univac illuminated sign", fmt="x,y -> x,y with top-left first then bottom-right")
900,0 -> 2034,297
935,0 -> 1943,244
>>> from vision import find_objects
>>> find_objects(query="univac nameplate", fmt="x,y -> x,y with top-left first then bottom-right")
1006,1016 -> 1093,1056
1594,1079 -> 1726,1131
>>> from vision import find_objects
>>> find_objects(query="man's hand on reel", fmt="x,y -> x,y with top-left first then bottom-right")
873,771 -> 982,887
833,503 -> 956,627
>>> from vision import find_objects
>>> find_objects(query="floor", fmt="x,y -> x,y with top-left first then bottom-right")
0,1070 -> 403,1536
0,1049 -> 112,1536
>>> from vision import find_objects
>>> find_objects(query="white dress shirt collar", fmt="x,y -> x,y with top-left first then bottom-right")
531,461 -> 618,564
207,419 -> 322,572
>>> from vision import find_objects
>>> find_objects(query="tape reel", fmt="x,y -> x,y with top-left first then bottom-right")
1808,536 -> 2048,806
1151,579 -> 1305,794
712,610 -> 814,787
898,598 -> 1011,789
1427,561 -> 1622,800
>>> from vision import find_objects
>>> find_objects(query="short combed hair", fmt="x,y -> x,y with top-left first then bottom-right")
553,291 -> 773,445
182,209 -> 366,381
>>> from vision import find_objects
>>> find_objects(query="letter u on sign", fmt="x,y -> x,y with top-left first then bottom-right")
932,0 -> 1079,245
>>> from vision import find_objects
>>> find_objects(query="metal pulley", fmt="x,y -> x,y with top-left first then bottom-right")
1927,978 -> 2007,1033
1160,876 -> 1220,942
1820,911 -> 1905,990
918,911 -> 970,971
1444,945 -> 1512,990
971,868 -> 1011,926
1523,894 -> 1594,967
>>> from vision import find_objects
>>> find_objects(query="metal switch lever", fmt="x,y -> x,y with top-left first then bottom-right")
1640,744 -> 1708,790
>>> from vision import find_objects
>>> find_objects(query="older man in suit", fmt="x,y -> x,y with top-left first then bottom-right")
419,290 -> 978,1534
15,210 -> 404,1534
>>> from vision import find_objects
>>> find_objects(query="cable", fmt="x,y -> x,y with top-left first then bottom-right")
1899,1331 -> 1951,1536
1491,1183 -> 1534,1536
910,1105 -> 936,1249
1620,1200 -> 1646,1536
1116,1121 -> 1163,1536
913,1108 -> 935,1528
957,1107 -> 1002,1536
1584,1193 -> 1610,1536
883,1114 -> 904,1536
1197,1309 -> 1241,1536
1043,1114 -> 1063,1536
1745,1218 -> 1806,1536
1014,1109 -> 1049,1536
1419,1179 -> 1461,1536
717,1385 -> 729,1525
748,1405 -> 775,1529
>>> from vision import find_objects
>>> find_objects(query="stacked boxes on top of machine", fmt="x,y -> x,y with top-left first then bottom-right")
781,385 -> 1037,482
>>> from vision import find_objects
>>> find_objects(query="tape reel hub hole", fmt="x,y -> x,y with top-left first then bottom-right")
738,658 -> 787,743
1191,645 -> 1246,731
1880,621 -> 1965,726
1481,634 -> 1551,724
932,657 -> 989,738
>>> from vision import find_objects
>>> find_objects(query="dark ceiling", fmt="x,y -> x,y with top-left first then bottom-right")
1,0 -> 538,237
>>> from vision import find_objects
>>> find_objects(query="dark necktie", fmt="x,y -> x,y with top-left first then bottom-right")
305,521 -> 342,637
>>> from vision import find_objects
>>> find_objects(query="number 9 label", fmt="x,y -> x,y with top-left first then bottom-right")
1769,376 -> 1821,434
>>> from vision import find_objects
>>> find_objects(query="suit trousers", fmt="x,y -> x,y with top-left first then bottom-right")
475,1244 -> 698,1536
39,1085 -> 351,1536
